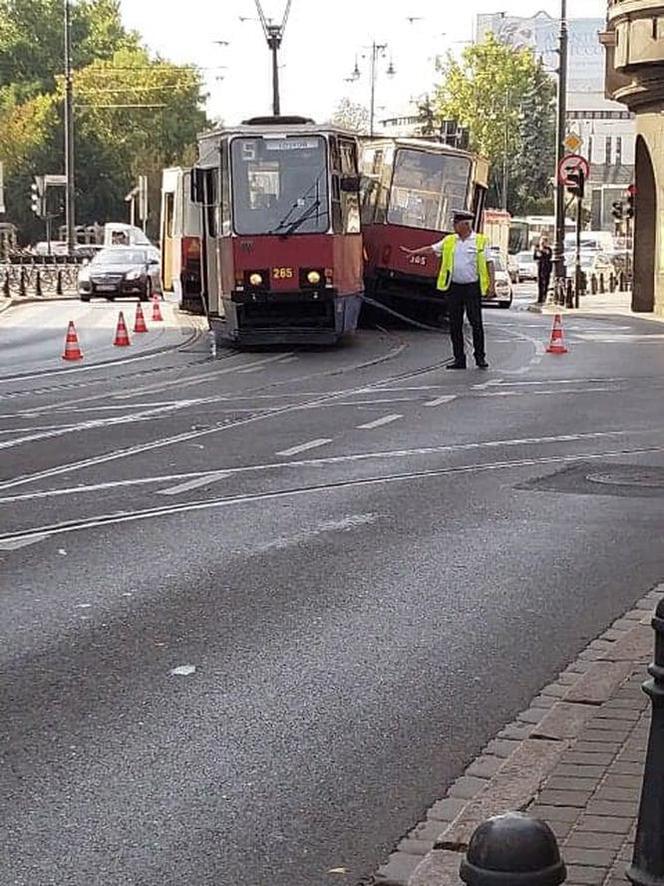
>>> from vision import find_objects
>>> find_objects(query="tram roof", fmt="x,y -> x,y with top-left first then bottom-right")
362,136 -> 476,158
198,116 -> 359,143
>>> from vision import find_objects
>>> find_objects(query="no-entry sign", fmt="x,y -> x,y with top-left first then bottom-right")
558,153 -> 590,187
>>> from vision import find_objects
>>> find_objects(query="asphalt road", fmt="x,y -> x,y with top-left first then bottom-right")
3,287 -> 664,886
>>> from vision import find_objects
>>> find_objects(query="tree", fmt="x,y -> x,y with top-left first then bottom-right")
0,3 -> 208,243
429,35 -> 556,215
331,98 -> 370,134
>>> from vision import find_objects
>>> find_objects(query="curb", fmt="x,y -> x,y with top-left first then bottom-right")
371,585 -> 663,886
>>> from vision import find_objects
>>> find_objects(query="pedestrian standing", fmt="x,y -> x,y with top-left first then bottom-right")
533,236 -> 553,305
400,210 -> 495,369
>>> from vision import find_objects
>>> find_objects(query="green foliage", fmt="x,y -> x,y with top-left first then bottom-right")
428,35 -> 556,215
0,1 -> 208,244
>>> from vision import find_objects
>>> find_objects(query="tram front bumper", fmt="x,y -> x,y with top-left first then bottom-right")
226,288 -> 344,343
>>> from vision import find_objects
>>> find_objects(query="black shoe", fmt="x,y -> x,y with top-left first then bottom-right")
476,360 -> 489,369
446,361 -> 466,370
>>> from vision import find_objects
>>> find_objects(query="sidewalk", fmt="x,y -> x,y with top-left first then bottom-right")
373,586 -> 662,886
529,290 -> 664,325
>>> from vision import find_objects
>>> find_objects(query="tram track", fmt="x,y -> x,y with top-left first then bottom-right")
1,442 -> 662,549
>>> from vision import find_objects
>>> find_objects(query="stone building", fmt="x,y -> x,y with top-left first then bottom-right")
603,2 -> 664,313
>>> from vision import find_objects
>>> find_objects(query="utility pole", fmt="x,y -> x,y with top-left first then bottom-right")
64,0 -> 76,254
369,43 -> 387,138
502,88 -> 510,212
254,0 -> 293,116
553,0 -> 568,305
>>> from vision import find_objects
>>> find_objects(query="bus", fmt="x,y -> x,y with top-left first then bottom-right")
509,216 -> 575,255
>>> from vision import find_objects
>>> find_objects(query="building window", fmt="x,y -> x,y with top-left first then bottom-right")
616,136 -> 622,165
653,18 -> 658,40
605,136 -> 612,165
588,135 -> 594,163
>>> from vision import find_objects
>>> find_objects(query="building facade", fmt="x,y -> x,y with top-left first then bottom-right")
603,0 -> 664,313
478,12 -> 636,230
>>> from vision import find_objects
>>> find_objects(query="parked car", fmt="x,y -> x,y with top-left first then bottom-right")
73,243 -> 105,261
514,250 -> 538,282
78,247 -> 162,302
484,254 -> 513,309
33,241 -> 69,257
565,251 -> 616,278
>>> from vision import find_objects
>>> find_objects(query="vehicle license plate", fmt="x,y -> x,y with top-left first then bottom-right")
96,285 -> 116,292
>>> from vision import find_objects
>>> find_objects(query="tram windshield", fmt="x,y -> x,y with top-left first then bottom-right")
387,148 -> 471,231
230,136 -> 330,236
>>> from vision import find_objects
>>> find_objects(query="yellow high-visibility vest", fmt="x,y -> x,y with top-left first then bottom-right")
436,233 -> 490,295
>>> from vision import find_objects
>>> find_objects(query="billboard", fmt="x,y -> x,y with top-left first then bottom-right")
476,12 -> 605,92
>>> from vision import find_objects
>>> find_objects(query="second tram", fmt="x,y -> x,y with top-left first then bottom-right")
191,116 -> 364,345
360,138 -> 489,321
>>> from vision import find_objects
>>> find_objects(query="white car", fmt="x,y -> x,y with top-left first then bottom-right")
515,251 -> 538,282
484,254 -> 513,309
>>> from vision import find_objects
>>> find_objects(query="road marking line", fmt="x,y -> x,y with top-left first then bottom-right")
424,395 -> 458,408
1,426 -> 657,506
276,438 -> 333,457
156,471 -> 230,497
238,366 -> 266,374
2,444 -> 662,551
356,414 -> 403,430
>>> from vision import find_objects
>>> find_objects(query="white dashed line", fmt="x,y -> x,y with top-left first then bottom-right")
356,414 -> 403,430
156,471 -> 230,497
424,395 -> 458,408
276,438 -> 333,457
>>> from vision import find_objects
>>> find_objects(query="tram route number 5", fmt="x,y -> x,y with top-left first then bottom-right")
273,267 -> 294,279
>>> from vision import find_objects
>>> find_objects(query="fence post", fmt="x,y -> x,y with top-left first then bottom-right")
19,267 -> 26,297
627,598 -> 664,886
35,270 -> 42,297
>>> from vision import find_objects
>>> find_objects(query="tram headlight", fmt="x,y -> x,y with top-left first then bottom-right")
249,272 -> 263,287
307,270 -> 321,285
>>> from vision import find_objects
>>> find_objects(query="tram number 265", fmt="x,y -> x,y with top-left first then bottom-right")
273,267 -> 294,279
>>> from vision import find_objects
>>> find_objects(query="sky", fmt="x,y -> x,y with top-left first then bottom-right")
119,0 -> 607,125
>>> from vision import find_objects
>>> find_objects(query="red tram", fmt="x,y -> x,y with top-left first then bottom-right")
360,138 -> 489,322
192,116 -> 364,345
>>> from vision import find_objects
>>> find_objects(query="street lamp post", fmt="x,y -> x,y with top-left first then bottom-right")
553,0 -> 569,305
64,0 -> 76,254
348,42 -> 395,137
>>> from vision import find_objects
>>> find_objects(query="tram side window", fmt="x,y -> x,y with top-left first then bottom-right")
339,138 -> 361,235
204,169 -> 219,237
220,142 -> 231,236
387,149 -> 471,231
329,136 -> 343,234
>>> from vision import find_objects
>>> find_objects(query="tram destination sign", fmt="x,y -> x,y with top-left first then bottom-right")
264,138 -> 319,152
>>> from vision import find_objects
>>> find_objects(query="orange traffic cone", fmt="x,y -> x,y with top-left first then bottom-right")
546,314 -> 568,354
134,303 -> 148,333
62,321 -> 83,361
152,294 -> 164,322
114,311 -> 131,347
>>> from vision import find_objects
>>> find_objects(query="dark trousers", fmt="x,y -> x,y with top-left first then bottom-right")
537,270 -> 551,303
447,282 -> 485,365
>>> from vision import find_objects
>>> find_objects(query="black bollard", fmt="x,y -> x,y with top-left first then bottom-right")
2,271 -> 9,298
627,598 -> 664,886
591,274 -> 598,295
599,273 -> 605,294
566,277 -> 574,307
609,272 -> 616,293
19,267 -> 26,297
460,812 -> 567,886
56,269 -> 63,296
35,270 -> 42,297
619,271 -> 626,292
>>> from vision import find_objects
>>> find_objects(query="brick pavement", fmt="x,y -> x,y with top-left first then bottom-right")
372,586 -> 661,886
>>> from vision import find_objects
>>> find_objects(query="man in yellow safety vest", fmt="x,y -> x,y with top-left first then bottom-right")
400,210 -> 496,370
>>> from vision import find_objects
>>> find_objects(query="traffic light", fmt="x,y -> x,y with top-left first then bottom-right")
30,178 -> 44,217
567,168 -> 585,199
611,201 -> 624,222
625,184 -> 636,220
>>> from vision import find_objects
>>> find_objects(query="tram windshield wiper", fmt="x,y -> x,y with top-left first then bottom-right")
275,199 -> 323,238
269,170 -> 325,235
